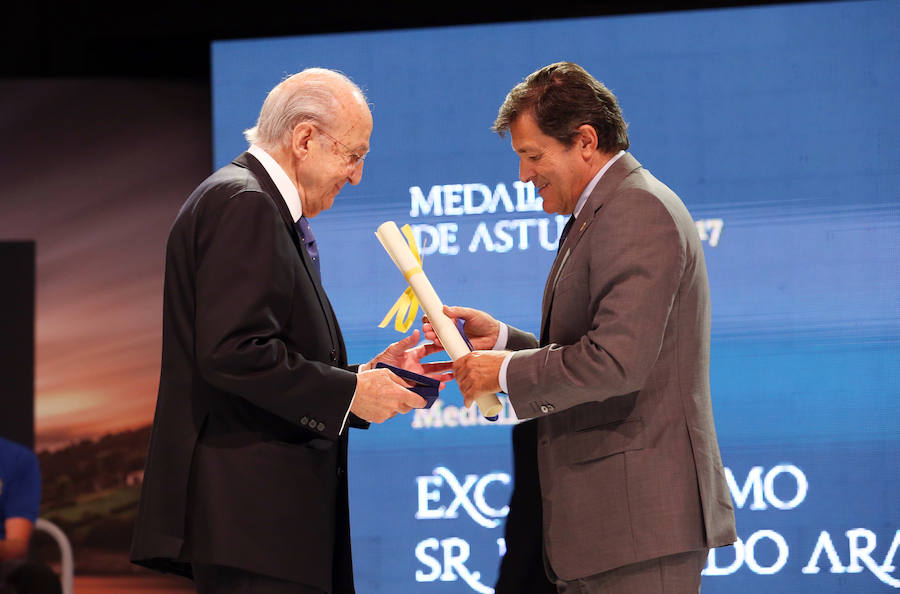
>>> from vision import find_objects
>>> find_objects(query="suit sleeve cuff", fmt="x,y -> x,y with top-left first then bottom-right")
498,351 -> 514,394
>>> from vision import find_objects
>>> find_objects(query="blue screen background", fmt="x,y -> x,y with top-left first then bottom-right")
212,2 -> 899,591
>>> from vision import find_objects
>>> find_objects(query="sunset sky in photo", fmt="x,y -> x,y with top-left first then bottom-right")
0,80 -> 212,450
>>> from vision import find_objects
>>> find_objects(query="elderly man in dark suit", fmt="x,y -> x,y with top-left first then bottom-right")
131,68 -> 441,594
429,62 -> 736,593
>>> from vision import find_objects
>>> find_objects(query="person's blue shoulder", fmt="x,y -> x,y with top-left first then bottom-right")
0,436 -> 41,523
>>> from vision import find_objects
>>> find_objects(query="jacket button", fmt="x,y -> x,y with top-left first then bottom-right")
330,349 -> 337,361
540,405 -> 549,414
317,422 -> 325,432
300,417 -> 309,425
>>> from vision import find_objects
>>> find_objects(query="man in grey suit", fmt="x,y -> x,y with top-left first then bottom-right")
429,62 -> 736,593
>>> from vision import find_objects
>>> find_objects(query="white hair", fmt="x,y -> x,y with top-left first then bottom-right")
243,68 -> 365,149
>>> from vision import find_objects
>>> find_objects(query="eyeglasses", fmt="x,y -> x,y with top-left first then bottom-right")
315,126 -> 367,167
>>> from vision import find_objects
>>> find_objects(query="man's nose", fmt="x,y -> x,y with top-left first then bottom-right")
519,160 -> 533,183
349,160 -> 364,185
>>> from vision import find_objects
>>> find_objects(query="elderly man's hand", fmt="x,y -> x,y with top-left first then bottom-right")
351,368 -> 428,423
360,329 -> 453,387
452,350 -> 508,407
422,305 -> 501,351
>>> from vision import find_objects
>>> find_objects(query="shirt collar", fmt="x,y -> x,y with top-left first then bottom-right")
573,150 -> 625,218
247,144 -> 303,222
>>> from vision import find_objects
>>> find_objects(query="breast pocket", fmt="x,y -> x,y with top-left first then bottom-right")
553,268 -> 583,297
549,270 -> 591,344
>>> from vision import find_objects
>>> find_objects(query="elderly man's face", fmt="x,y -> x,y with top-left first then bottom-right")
509,113 -> 591,216
299,96 -> 372,218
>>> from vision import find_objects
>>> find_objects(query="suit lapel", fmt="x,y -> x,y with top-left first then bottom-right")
538,152 -> 643,342
235,152 -> 342,351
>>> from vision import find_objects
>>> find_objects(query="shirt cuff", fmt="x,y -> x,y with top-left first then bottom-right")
340,388 -> 357,434
492,322 -> 509,351
498,351 -> 514,395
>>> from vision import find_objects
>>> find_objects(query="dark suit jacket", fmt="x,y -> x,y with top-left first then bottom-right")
493,420 -> 557,594
505,152 -> 736,581
131,152 -> 366,593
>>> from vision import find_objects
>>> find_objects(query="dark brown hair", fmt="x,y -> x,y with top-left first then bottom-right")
493,61 -> 629,152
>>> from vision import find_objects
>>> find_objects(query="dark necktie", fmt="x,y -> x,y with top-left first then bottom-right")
544,215 -> 576,346
557,215 -> 576,254
294,216 -> 320,275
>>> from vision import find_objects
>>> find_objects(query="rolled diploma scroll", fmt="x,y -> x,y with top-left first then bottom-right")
376,221 -> 503,418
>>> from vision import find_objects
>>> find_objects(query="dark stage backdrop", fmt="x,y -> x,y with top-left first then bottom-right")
210,1 -> 900,593
0,242 -> 35,448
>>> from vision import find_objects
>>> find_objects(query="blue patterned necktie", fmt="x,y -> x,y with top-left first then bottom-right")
294,216 -> 320,275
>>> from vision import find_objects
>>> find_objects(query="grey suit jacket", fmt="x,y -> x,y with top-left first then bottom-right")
506,152 -> 736,580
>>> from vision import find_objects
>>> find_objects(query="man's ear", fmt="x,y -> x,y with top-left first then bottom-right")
576,124 -> 598,158
291,122 -> 315,160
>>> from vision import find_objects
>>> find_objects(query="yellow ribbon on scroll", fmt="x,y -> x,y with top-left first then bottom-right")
378,224 -> 422,332
376,220 -> 502,418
